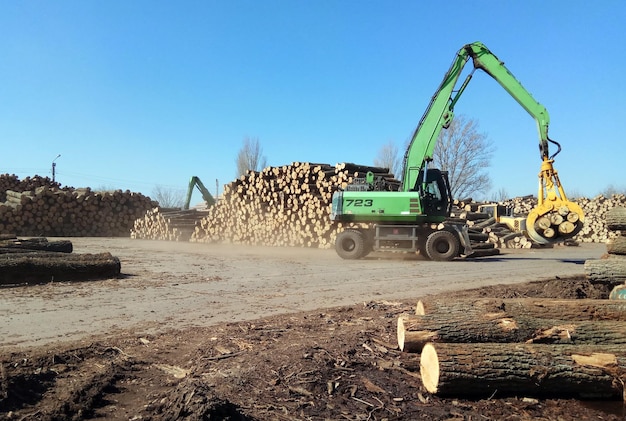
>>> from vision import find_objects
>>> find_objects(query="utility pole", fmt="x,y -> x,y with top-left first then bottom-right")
52,154 -> 61,182
215,179 -> 219,202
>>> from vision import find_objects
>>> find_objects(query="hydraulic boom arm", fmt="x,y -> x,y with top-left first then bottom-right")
401,42 -> 584,244
184,176 -> 216,210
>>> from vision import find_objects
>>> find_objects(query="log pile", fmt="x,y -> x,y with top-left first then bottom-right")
584,206 -> 626,286
453,194 -> 626,248
397,296 -> 626,399
189,162 -> 384,248
0,236 -> 121,285
131,208 -> 210,241
0,174 -> 67,202
129,164 -> 624,252
0,175 -> 157,237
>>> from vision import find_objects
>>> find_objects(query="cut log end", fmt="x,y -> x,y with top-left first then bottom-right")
420,343 -> 440,394
397,316 -> 438,352
417,343 -> 626,399
415,300 -> 425,316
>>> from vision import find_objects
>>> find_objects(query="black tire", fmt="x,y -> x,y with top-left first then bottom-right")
335,230 -> 366,260
425,230 -> 459,261
606,207 -> 626,231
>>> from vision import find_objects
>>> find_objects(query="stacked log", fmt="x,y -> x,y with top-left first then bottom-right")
0,175 -> 157,237
131,208 -> 210,241
397,296 -> 626,399
0,174 -> 67,202
584,207 -> 626,286
190,162 -> 386,248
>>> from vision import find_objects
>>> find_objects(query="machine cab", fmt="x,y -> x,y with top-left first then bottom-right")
415,168 -> 452,217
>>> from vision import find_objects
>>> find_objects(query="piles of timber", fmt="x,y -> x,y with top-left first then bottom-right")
0,174 -> 67,201
131,208 -> 210,241
189,162 -> 392,248
450,198 -> 537,249
397,297 -> 626,399
584,207 -> 626,286
0,174 -> 157,237
0,235 -> 120,285
454,194 -> 626,248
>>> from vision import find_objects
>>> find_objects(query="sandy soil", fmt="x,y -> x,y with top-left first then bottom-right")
0,238 -> 605,348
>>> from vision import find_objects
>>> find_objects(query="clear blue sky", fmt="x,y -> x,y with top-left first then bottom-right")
1,1 -> 624,203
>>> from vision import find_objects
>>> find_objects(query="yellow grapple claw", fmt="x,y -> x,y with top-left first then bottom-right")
526,158 -> 585,245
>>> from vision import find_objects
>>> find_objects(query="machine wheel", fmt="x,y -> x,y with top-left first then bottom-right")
425,230 -> 459,261
335,229 -> 366,260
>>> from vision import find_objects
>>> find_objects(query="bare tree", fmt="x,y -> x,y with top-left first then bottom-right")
373,140 -> 402,177
491,187 -> 509,202
152,185 -> 185,208
236,137 -> 268,177
600,184 -> 626,198
432,115 -> 494,199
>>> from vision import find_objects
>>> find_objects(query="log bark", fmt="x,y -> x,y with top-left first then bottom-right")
398,312 -> 626,352
606,207 -> 626,231
585,256 -> 626,284
607,235 -> 626,255
465,248 -> 500,258
419,342 -> 626,399
0,252 -> 121,285
415,297 -> 626,321
0,237 -> 73,253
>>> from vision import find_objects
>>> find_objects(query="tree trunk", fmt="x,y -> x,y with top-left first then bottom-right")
607,235 -> 626,255
415,297 -> 626,321
398,312 -> 626,352
0,252 -> 121,285
606,207 -> 626,231
585,256 -> 626,284
419,342 -> 626,399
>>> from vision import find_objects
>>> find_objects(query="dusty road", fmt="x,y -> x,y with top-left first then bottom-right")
0,238 -> 605,348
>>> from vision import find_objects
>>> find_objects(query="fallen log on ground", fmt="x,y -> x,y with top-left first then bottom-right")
607,235 -> 626,255
419,342 -> 626,399
466,248 -> 501,258
0,237 -> 73,253
398,313 -> 626,352
0,252 -> 121,285
585,256 -> 626,284
415,297 -> 626,321
606,207 -> 626,231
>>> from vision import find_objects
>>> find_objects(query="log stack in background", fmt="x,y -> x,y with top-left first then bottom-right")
131,208 -> 210,241
584,207 -> 626,287
0,174 -> 69,201
502,194 -> 626,244
190,162 -> 374,248
129,163 -> 626,251
0,174 -> 157,237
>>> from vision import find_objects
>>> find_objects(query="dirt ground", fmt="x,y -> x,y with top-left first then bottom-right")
1,239 -> 624,420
